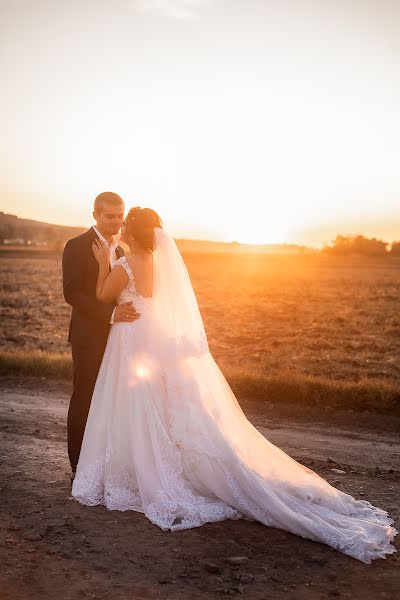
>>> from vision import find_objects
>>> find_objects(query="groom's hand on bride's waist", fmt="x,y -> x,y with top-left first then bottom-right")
113,302 -> 140,323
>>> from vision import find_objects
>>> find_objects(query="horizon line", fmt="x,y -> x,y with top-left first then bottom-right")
2,210 -> 399,249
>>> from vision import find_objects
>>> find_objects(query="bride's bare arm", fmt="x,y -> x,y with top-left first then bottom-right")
92,239 -> 128,303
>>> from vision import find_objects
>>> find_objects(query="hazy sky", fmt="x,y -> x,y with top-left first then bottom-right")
1,0 -> 399,245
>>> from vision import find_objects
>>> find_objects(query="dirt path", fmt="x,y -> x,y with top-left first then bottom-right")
0,382 -> 399,600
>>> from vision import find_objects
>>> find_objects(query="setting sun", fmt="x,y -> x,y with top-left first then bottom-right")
1,1 -> 399,246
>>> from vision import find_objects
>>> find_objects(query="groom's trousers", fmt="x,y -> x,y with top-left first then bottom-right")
67,341 -> 107,472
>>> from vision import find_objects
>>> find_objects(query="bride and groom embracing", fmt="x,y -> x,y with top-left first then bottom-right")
62,191 -> 396,564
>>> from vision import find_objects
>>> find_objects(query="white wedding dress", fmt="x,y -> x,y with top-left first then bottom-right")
72,229 -> 397,564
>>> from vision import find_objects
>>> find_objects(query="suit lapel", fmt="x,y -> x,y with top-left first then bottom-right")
88,227 -> 98,242
87,228 -> 102,273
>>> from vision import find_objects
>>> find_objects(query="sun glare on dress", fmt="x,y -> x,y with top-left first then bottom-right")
128,355 -> 156,387
136,364 -> 150,379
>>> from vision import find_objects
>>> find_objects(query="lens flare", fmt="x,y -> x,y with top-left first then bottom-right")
128,355 -> 156,387
136,364 -> 150,379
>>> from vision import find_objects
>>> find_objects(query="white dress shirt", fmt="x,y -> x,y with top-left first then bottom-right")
92,226 -> 119,324
92,225 -> 119,268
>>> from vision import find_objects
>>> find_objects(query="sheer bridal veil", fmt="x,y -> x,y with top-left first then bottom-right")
151,227 -> 209,362
148,227 -> 396,564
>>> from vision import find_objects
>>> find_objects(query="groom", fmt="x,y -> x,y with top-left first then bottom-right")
62,192 -> 139,482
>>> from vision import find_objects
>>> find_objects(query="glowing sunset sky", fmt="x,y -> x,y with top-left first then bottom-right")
0,0 -> 399,245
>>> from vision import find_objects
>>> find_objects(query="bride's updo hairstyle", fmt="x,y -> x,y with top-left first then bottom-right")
124,207 -> 163,251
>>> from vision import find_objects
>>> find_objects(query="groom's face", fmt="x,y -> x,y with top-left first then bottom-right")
94,202 -> 125,237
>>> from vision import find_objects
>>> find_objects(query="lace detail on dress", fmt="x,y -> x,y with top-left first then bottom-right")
72,391 -> 243,531
113,256 -> 136,294
144,413 -> 242,531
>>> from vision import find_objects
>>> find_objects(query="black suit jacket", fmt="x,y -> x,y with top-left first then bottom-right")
62,227 -> 124,347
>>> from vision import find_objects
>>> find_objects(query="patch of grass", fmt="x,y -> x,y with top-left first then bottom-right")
226,368 -> 400,416
1,351 -> 399,416
0,350 -> 72,380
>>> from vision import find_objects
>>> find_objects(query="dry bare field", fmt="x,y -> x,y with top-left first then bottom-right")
1,249 -> 400,385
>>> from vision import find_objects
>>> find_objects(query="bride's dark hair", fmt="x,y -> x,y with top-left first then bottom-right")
124,207 -> 163,251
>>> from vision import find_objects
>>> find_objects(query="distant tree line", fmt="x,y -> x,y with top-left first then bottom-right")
323,235 -> 400,256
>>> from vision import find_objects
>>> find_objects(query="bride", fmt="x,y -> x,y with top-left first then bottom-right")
71,206 -> 397,564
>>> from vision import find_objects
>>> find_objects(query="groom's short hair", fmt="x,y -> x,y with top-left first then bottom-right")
94,192 -> 124,213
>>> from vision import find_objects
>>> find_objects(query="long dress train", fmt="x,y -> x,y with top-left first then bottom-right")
72,249 -> 397,564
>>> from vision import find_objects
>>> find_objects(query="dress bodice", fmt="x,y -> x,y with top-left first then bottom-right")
113,256 -> 153,312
